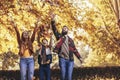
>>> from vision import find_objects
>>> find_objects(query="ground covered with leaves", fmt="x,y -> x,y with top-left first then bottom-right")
0,67 -> 120,80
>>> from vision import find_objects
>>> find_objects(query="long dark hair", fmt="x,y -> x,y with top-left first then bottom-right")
21,31 -> 34,54
21,31 -> 30,42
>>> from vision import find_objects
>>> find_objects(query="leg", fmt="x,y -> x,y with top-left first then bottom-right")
39,65 -> 45,80
45,65 -> 51,80
28,58 -> 34,80
20,58 -> 27,80
59,58 -> 66,80
66,60 -> 74,80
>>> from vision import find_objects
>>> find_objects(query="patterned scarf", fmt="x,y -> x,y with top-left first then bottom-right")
60,36 -> 69,58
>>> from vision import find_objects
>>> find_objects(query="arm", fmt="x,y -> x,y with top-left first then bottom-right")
31,18 -> 40,43
13,23 -> 21,46
36,44 -> 42,54
31,26 -> 38,43
37,30 -> 42,44
51,18 -> 61,40
70,39 -> 82,63
73,46 -> 81,59
37,46 -> 42,64
53,37 -> 64,53
46,54 -> 52,64
49,33 -> 53,50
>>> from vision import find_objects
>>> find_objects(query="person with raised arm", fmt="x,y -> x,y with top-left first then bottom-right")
11,20 -> 39,80
50,14 -> 82,80
36,26 -> 53,80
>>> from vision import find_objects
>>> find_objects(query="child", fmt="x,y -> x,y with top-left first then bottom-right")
36,34 -> 52,80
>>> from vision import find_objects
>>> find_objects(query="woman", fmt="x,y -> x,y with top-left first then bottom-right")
11,21 -> 38,80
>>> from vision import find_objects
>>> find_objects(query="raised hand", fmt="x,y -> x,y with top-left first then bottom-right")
8,13 -> 16,27
50,12 -> 56,20
10,20 -> 17,28
35,17 -> 41,27
34,26 -> 39,32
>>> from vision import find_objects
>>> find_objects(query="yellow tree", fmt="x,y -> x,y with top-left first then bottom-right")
0,0 -> 120,68
82,0 -> 120,66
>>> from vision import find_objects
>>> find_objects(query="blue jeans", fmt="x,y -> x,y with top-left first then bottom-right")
39,64 -> 51,80
59,58 -> 74,80
20,57 -> 34,80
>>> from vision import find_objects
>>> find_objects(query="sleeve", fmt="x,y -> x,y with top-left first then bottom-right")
36,49 -> 41,64
31,27 -> 38,43
37,31 -> 42,45
14,27 -> 21,46
74,47 -> 81,59
71,40 -> 81,59
53,37 -> 64,53
38,55 -> 41,64
51,20 -> 61,40
47,54 -> 52,63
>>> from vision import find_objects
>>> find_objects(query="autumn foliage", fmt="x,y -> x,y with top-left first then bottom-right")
0,0 -> 120,69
